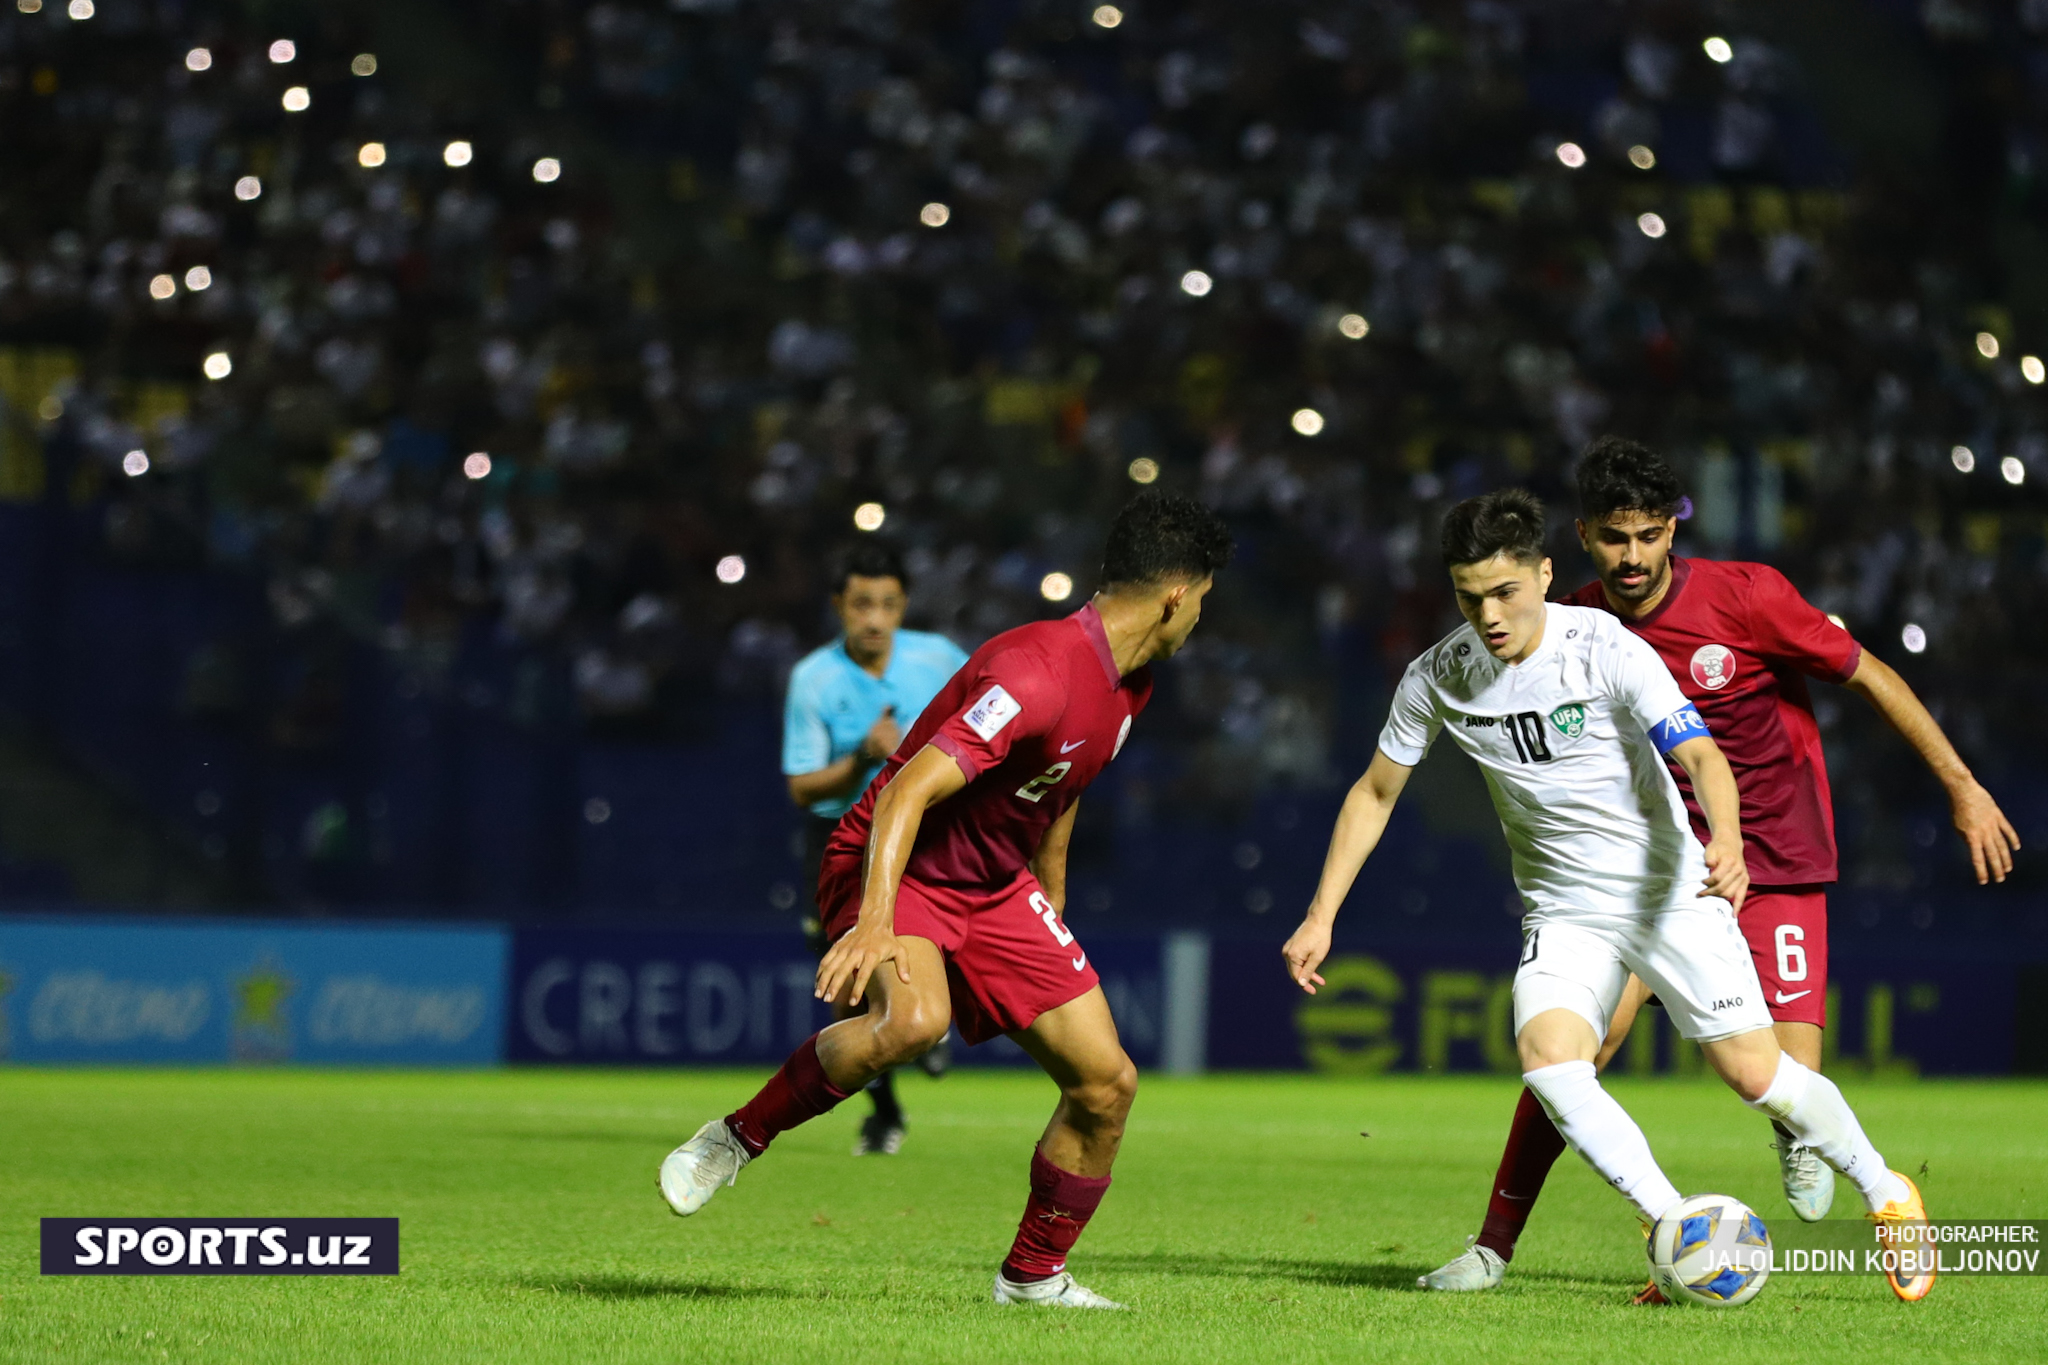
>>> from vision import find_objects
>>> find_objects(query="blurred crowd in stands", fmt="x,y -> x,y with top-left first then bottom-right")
3,0 -> 2047,903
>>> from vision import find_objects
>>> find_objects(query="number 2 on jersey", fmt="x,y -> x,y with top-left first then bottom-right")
1014,761 -> 1072,803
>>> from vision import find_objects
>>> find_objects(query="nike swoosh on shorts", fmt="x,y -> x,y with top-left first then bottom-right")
1774,989 -> 1812,1004
1060,739 -> 1087,753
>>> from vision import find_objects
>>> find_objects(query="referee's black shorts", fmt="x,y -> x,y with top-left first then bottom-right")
799,813 -> 839,958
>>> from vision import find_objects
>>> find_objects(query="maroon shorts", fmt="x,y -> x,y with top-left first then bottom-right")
1738,886 -> 1829,1027
817,855 -> 1100,1045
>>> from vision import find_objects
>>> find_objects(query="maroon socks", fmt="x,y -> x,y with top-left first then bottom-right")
1475,1086 -> 1569,1262
725,1033 -> 852,1156
1000,1148 -> 1112,1282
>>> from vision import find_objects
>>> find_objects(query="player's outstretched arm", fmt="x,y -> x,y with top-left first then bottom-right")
1283,751 -> 1413,994
816,744 -> 967,1006
1842,652 -> 2020,884
1667,734 -> 1749,912
1029,799 -> 1079,913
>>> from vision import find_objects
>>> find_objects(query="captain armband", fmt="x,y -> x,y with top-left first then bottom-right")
1650,705 -> 1710,755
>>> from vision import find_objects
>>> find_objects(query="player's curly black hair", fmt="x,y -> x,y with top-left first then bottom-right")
1098,492 -> 1235,590
1440,488 -> 1546,567
832,540 -> 909,593
1577,436 -> 1685,521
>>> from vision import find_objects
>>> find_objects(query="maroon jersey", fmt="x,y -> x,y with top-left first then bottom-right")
825,602 -> 1152,891
1563,555 -> 1861,886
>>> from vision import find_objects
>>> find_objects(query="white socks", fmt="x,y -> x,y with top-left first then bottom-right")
1524,1061 -> 1682,1222
1747,1054 -> 1908,1211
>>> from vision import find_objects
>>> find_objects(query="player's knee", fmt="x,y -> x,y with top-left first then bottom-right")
1069,1055 -> 1137,1124
874,1000 -> 948,1064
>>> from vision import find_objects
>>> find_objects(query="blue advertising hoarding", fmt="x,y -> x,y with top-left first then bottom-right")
0,916 -> 507,1065
505,924 -> 1180,1069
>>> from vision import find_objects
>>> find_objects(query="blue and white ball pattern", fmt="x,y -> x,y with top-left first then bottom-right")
1649,1193 -> 1772,1307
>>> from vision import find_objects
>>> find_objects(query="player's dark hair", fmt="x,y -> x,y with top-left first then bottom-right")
1098,492 -> 1234,590
832,540 -> 908,593
1577,436 -> 1685,521
1440,488 -> 1547,567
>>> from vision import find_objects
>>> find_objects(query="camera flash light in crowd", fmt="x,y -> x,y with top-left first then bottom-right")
1181,269 -> 1213,297
1976,331 -> 2000,359
1952,445 -> 1976,473
715,555 -> 746,585
16,0 -> 41,12
533,158 -> 562,183
583,797 -> 611,825
1127,457 -> 1160,485
122,450 -> 149,477
1638,212 -> 1667,239
1628,144 -> 1657,169
281,86 -> 310,112
1703,36 -> 1733,63
852,502 -> 886,532
463,453 -> 492,480
37,395 -> 62,421
2002,456 -> 2026,486
1040,572 -> 1074,602
444,141 -> 473,168
1093,5 -> 1123,28
2022,355 -> 2045,384
358,142 -> 387,169
268,39 -> 295,64
235,175 -> 262,201
185,47 -> 211,72
1291,408 -> 1325,437
1901,623 -> 1927,654
919,201 -> 950,227
67,0 -> 91,19
202,351 -> 232,381
351,53 -> 377,77
148,274 -> 175,300
183,266 -> 211,292
1555,142 -> 1586,169
1338,313 -> 1369,339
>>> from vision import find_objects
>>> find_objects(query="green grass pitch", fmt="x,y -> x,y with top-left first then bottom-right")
4,1068 -> 2044,1363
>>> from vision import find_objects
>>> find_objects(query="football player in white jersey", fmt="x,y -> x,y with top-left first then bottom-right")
1282,489 -> 1933,1298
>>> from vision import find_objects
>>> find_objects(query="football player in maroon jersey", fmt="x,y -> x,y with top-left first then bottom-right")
1422,438 -> 2015,1304
657,493 -> 1233,1309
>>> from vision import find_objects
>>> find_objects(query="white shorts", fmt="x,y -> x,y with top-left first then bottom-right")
1512,902 -> 1773,1044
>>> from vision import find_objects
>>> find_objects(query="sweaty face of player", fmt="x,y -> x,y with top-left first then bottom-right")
834,574 -> 906,666
1449,554 -> 1553,664
1153,574 -> 1214,658
1578,510 -> 1676,607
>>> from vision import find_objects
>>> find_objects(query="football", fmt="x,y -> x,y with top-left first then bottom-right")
1648,1194 -> 1773,1307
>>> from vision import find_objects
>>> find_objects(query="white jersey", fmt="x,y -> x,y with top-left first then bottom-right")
1378,603 -> 1714,923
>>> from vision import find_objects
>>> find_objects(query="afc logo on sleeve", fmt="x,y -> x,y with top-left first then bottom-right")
1690,644 -> 1738,690
962,684 -> 1021,740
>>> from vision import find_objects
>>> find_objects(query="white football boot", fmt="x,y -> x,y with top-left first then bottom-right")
1418,1235 -> 1506,1291
1773,1128 -> 1834,1222
992,1270 -> 1128,1309
658,1119 -> 751,1216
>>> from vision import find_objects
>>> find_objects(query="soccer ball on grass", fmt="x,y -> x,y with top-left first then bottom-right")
1648,1193 -> 1772,1307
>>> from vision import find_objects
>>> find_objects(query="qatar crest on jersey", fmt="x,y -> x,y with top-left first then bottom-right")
1548,703 -> 1587,739
1690,644 -> 1738,690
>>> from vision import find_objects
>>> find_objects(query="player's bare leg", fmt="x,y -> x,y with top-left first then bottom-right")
1698,1025 -> 1932,1300
991,986 -> 1136,1309
658,938 -> 950,1216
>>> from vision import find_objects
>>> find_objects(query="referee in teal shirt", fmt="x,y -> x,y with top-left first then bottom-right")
782,541 -> 967,1155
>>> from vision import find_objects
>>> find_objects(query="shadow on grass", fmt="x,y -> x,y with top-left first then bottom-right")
1085,1252 -> 1626,1291
516,1276 -> 801,1301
